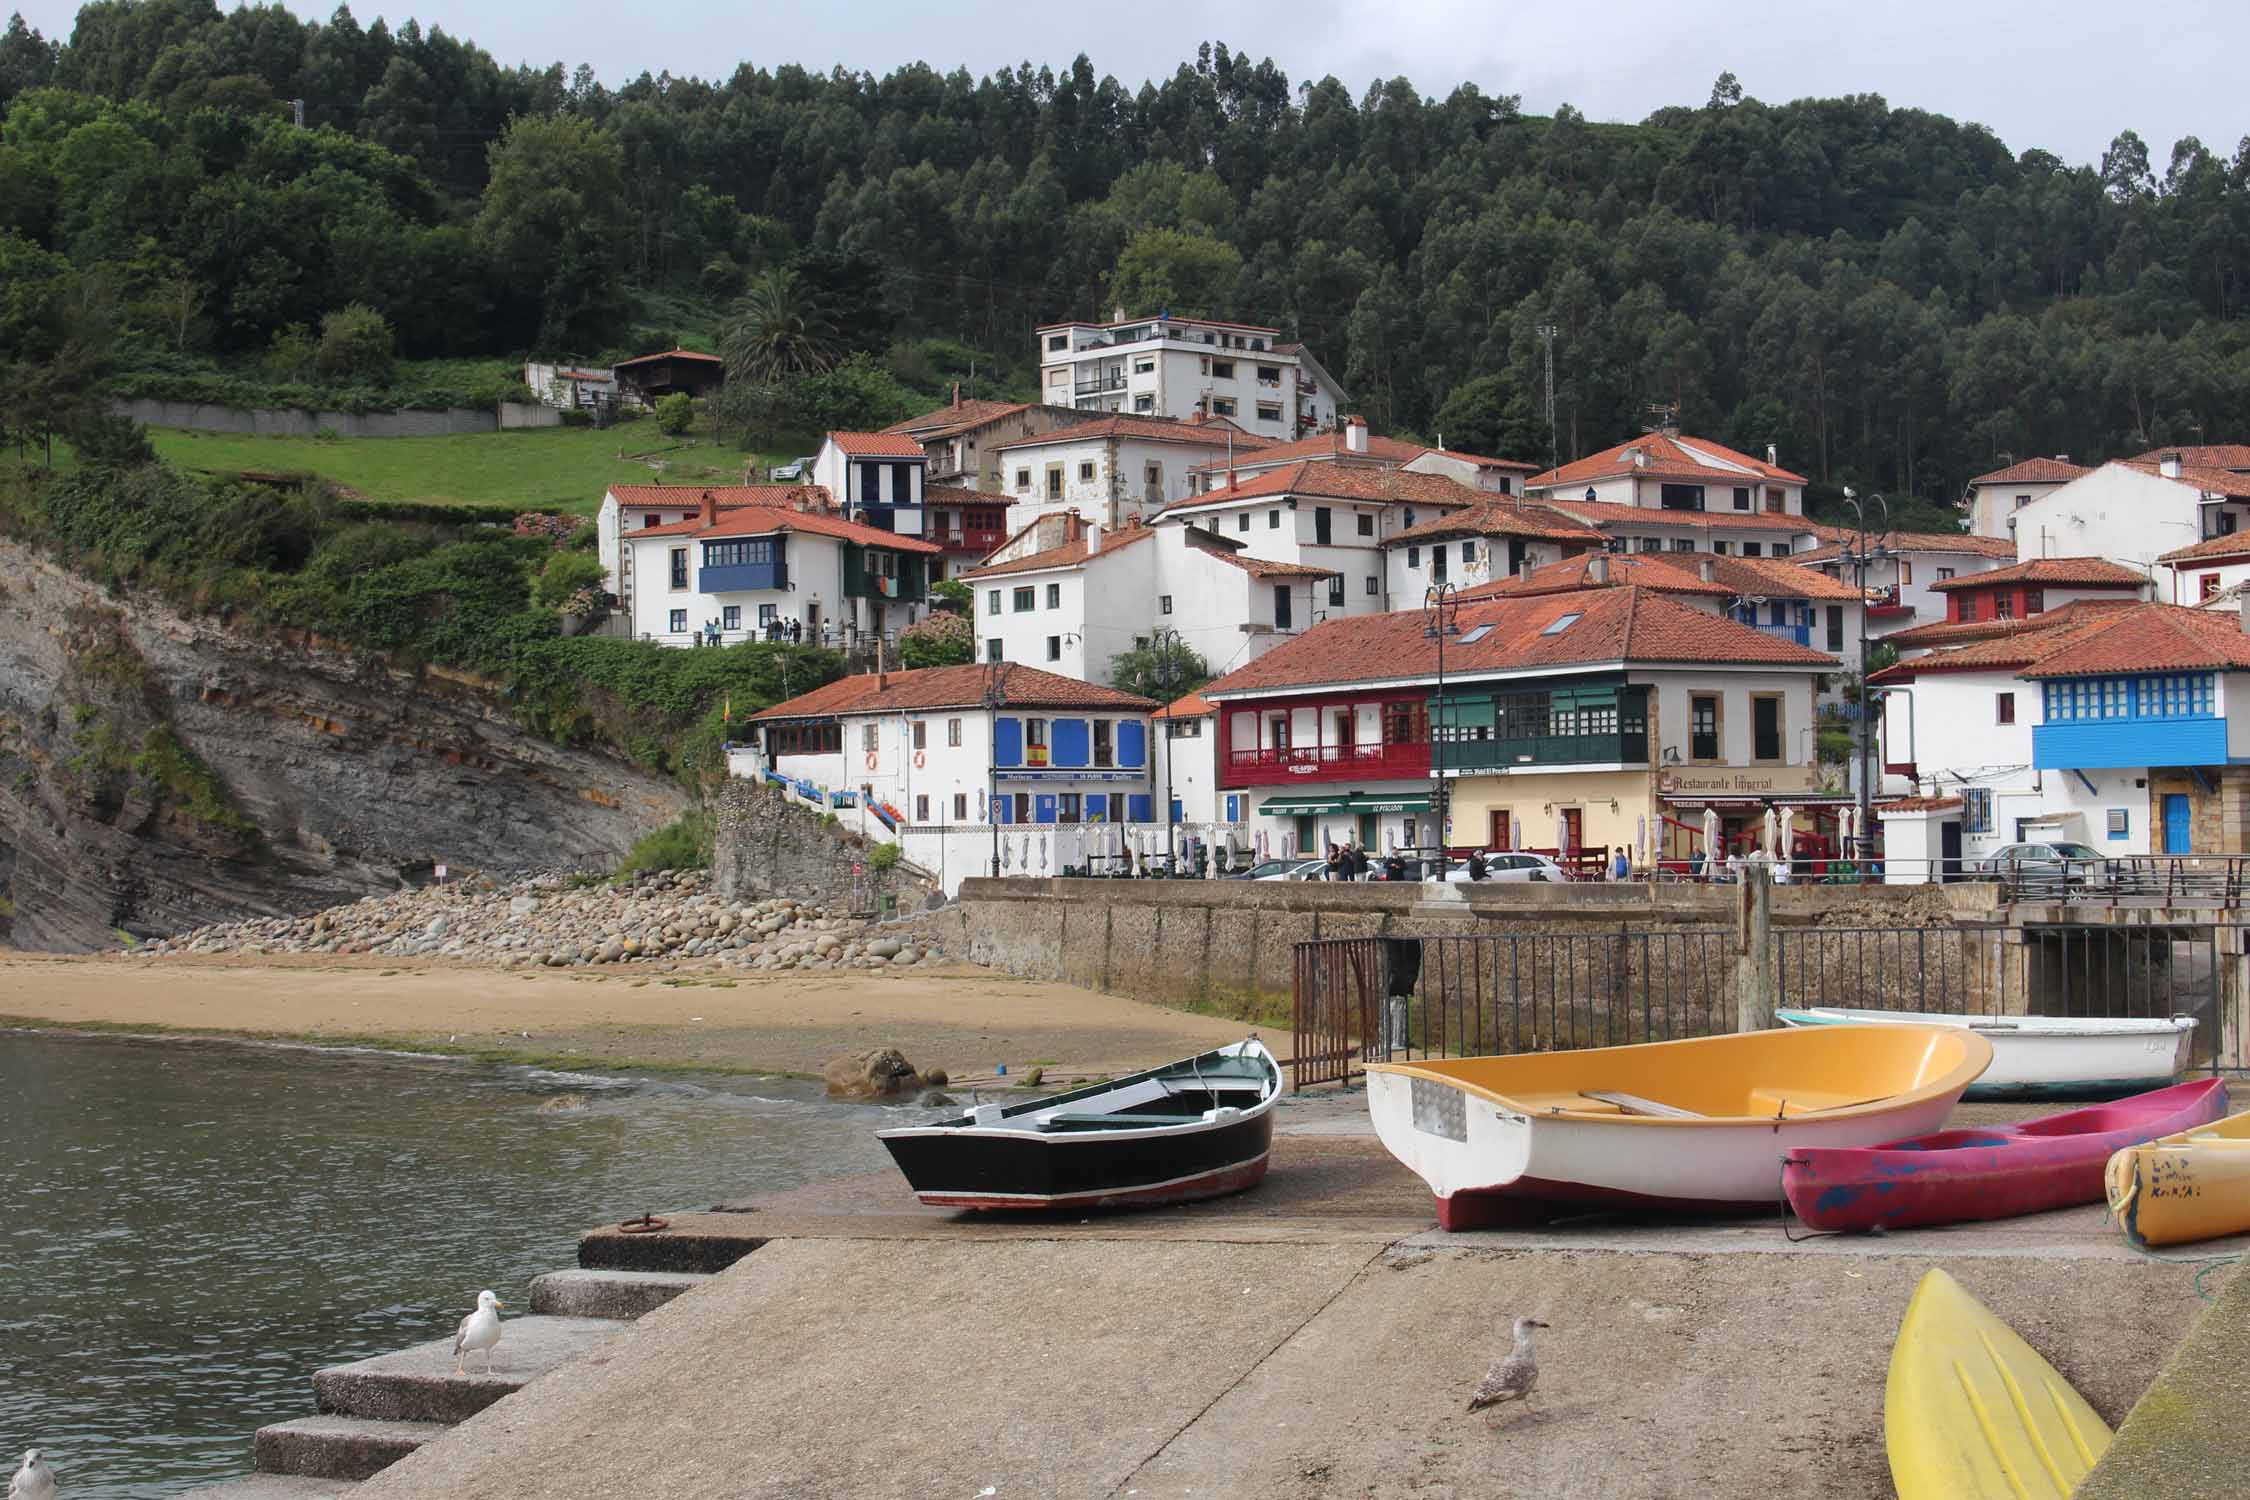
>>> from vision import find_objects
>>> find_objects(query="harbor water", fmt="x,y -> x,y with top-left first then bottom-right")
0,1029 -> 905,1499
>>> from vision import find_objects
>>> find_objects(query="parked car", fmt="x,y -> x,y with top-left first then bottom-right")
1442,851 -> 1568,884
1231,858 -> 1328,882
1979,841 -> 2112,893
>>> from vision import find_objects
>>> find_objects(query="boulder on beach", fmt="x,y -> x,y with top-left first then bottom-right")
822,1047 -> 922,1098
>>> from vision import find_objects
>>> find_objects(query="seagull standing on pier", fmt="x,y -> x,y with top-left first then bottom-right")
453,1289 -> 505,1377
9,1449 -> 56,1500
1468,1317 -> 1549,1426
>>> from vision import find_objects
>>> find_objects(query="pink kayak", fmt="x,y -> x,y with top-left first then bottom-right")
1782,1077 -> 2229,1233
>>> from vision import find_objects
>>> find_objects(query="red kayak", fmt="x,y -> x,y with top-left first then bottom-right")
1782,1077 -> 2229,1233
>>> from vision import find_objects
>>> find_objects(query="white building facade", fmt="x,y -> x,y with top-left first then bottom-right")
1960,456 -> 2088,541
2010,459 -> 2250,581
993,415 -> 1270,534
1036,314 -> 1346,439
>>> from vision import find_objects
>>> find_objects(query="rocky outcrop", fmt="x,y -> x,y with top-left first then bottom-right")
0,539 -> 688,951
821,1047 -> 924,1098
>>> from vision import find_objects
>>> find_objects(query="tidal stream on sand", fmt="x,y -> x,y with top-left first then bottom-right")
2,1029 -> 907,1498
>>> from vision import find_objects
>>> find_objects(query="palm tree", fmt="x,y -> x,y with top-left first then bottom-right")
719,267 -> 841,385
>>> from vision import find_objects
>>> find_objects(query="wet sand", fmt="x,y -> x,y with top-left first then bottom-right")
0,952 -> 1258,1081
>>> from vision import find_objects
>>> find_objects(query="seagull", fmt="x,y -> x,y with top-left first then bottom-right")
453,1289 -> 505,1377
9,1450 -> 55,1500
1468,1317 -> 1549,1425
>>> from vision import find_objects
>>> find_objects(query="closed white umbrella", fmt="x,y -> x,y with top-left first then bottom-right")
1636,814 -> 1648,865
1761,805 -> 1780,857
1839,804 -> 1858,853
1701,807 -> 1721,865
1778,805 -> 1797,868
1556,810 -> 1570,856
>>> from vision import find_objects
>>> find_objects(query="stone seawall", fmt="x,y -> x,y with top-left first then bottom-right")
709,779 -> 936,914
938,877 -> 2000,1018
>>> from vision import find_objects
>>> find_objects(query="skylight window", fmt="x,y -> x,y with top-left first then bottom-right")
1540,612 -> 1583,636
1458,624 -> 1495,645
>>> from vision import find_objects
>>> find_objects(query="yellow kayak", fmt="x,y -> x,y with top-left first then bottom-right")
2105,1106 -> 2250,1247
1886,1269 -> 2111,1499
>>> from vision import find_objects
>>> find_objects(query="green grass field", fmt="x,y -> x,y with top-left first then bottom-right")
146,422 -> 794,514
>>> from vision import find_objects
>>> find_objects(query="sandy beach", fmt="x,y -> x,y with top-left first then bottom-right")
0,951 -> 1255,1081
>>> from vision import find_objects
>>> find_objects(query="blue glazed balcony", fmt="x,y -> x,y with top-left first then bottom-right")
2033,717 -> 2227,770
698,561 -> 787,593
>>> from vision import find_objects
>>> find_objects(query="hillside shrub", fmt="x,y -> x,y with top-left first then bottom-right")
316,304 -> 396,381
612,811 -> 711,880
532,550 -> 607,608
654,392 -> 695,435
898,610 -> 972,668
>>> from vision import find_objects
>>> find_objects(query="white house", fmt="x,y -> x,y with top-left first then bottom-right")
1035,313 -> 1346,439
991,414 -> 1272,534
1152,691 -> 1248,828
597,483 -> 836,623
1526,427 -> 1810,518
2160,532 -> 2250,606
746,663 -> 1160,880
960,513 -> 1339,686
1382,501 -> 1608,601
1185,416 -> 1540,496
1791,529 -> 2017,636
617,492 -> 942,647
1959,456 -> 2088,541
2010,457 -> 2250,581
877,392 -> 1092,492
811,430 -> 929,537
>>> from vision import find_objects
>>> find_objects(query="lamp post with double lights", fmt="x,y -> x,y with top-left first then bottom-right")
1149,626 -> 1186,876
1841,489 -> 1891,867
1424,582 -> 1462,876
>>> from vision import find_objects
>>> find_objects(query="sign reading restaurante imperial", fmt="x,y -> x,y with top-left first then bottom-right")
1655,766 -> 1832,797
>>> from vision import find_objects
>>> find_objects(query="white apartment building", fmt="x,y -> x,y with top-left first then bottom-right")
1185,416 -> 1540,496
1960,456 -> 2088,540
1382,501 -> 1608,601
2011,457 -> 2250,590
961,514 -> 1339,686
617,492 -> 940,647
992,414 -> 1271,534
1036,313 -> 1346,439
1792,529 -> 2017,636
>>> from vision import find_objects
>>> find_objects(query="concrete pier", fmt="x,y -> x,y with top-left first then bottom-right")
328,1095 -> 2246,1500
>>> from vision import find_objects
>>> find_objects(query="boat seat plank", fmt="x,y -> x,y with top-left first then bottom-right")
1041,1111 -> 1211,1129
1580,1091 -> 1707,1119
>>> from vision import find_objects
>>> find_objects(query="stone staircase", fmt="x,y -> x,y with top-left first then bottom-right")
181,1268 -> 711,1496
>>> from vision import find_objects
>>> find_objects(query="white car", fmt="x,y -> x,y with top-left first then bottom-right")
1443,851 -> 1567,884
1238,858 -> 1329,881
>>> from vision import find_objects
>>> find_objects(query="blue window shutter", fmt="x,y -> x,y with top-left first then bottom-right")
994,717 -> 1022,766
1052,718 -> 1090,766
1170,797 -> 1184,823
1118,720 -> 1147,768
1129,794 -> 1153,822
1035,794 -> 1058,824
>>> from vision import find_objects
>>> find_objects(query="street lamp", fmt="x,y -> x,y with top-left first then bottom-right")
1842,489 -> 1891,867
1150,626 -> 1186,876
1424,583 -> 1462,874
982,660 -> 1008,878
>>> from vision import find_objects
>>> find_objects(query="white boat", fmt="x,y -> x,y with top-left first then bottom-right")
1366,1025 -> 1992,1230
1775,1008 -> 2197,1100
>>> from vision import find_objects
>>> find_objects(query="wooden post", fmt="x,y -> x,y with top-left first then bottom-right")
1735,864 -> 1775,1033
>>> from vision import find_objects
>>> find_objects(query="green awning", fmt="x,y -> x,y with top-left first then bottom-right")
1259,792 -> 1432,816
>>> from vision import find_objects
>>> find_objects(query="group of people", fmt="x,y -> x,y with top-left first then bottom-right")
1321,843 -> 1420,882
759,617 -> 809,644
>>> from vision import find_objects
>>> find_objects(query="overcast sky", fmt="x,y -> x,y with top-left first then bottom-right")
16,0 -> 2247,170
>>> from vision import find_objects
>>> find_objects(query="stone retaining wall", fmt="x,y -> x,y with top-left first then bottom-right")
112,398 -> 559,439
710,778 -> 936,914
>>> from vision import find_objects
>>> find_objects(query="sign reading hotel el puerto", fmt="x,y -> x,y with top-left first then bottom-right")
1655,766 -> 1830,797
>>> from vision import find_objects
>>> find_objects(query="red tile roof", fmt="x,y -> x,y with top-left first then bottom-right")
1203,587 -> 1834,699
1527,433 -> 1808,490
1790,530 -> 2017,563
991,415 -> 1273,453
1879,599 -> 2138,652
1165,461 -> 1483,513
2118,460 -> 2250,500
2157,532 -> 2250,567
1967,457 -> 2090,487
1187,430 -> 1430,471
1385,500 -> 1609,545
607,484 -> 831,510
827,430 -> 931,459
956,521 -> 1158,580
1878,795 -> 1964,814
749,663 -> 1156,721
613,348 -> 721,368
2018,604 -> 2250,678
1456,553 -> 1734,602
1711,555 -> 1867,600
1926,557 -> 2149,591
1423,447 -> 1542,474
1535,498 -> 1821,535
1873,607 -> 2154,679
1152,691 -> 1215,719
881,398 -> 1035,437
2127,444 -> 2250,471
627,505 -> 943,553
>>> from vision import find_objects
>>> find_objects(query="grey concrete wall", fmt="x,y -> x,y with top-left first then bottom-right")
710,779 -> 935,913
499,401 -> 563,430
114,398 -> 501,438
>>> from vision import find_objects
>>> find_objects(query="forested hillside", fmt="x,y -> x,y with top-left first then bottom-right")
5,1 -> 2250,501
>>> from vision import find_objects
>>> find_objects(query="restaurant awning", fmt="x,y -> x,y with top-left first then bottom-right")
1259,792 -> 1433,816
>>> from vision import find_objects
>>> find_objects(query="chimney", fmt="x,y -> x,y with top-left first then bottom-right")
700,489 -> 716,527
1085,517 -> 1102,551
793,493 -> 812,513
1517,558 -> 1535,582
1344,416 -> 1368,455
950,381 -> 961,409
1766,443 -> 1778,467
2239,591 -> 2249,636
1111,303 -> 1126,323
1588,553 -> 1610,585
2162,453 -> 2184,479
1699,557 -> 1717,583
1631,446 -> 1649,470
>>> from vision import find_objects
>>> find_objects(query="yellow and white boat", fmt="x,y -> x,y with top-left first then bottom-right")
2105,1106 -> 2250,1247
1886,1268 -> 2110,1499
1364,1024 -> 1991,1229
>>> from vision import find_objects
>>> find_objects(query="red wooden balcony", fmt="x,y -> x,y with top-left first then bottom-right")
1224,741 -> 1429,785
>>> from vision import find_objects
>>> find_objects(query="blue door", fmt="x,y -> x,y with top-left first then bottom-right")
2164,793 -> 2193,853
1034,794 -> 1058,824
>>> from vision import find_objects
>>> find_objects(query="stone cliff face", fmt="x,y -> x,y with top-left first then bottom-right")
0,540 -> 688,952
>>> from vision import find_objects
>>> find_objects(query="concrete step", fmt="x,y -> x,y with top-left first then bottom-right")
181,1476 -> 356,1498
312,1315 -> 624,1425
577,1210 -> 767,1273
254,1415 -> 448,1481
528,1267 -> 711,1319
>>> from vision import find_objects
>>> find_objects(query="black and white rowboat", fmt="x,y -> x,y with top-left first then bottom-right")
876,1037 -> 1282,1211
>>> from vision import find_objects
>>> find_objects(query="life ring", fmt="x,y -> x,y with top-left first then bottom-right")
865,752 -> 878,770
913,751 -> 926,769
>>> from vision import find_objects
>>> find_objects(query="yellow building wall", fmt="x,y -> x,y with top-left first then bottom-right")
1450,770 -> 1661,856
